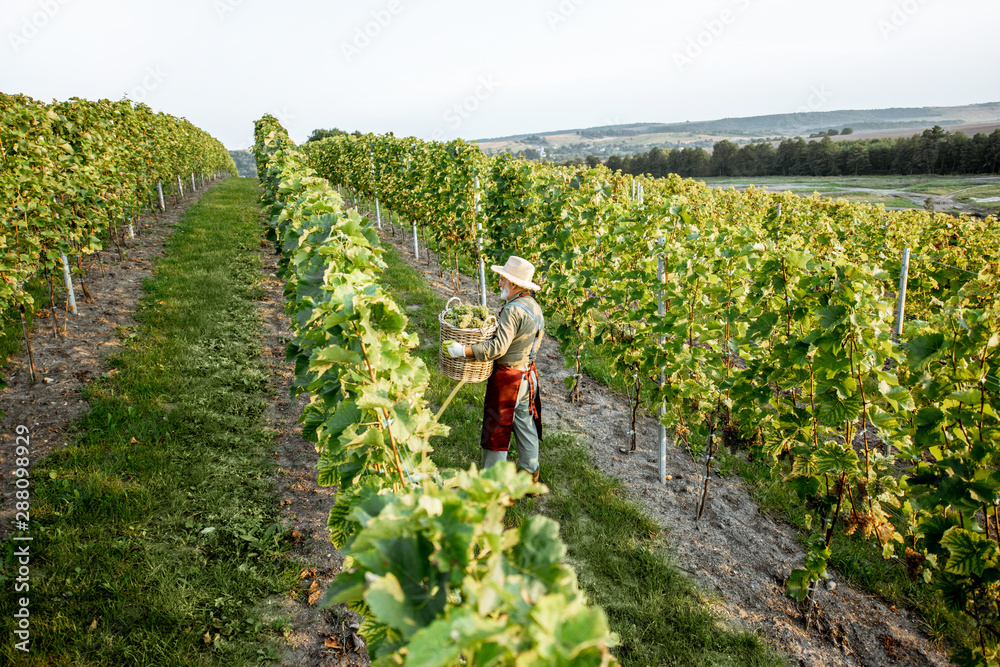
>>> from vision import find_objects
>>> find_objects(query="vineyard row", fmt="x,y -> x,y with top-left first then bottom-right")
0,92 -> 237,336
302,128 -> 1000,667
253,117 -> 621,666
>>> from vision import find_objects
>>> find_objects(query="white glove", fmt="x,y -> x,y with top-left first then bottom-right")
447,342 -> 466,359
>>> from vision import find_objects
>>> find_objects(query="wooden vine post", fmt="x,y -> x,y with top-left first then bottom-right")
18,302 -> 37,383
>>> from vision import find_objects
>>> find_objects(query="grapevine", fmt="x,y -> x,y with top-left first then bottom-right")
254,115 -> 619,666
0,92 -> 236,330
304,126 -> 1000,666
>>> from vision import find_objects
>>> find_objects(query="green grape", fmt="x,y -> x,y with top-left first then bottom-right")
444,303 -> 493,329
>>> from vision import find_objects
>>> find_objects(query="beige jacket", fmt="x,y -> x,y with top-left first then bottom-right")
471,294 -> 544,369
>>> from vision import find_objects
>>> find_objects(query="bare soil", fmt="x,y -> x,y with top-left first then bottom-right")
255,241 -> 367,667
372,215 -> 954,667
0,186 -> 212,540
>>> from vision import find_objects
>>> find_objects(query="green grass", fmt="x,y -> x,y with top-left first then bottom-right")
0,178 -> 299,666
954,184 -> 1000,214
379,244 -> 784,667
878,196 -> 925,209
703,175 -> 1000,204
904,179 -> 1000,196
701,175 -> 1000,214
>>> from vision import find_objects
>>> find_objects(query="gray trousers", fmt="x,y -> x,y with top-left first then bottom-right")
481,369 -> 539,474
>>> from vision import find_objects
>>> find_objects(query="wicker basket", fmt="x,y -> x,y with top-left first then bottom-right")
439,297 -> 498,383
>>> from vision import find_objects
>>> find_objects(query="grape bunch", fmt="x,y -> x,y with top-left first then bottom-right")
443,304 -> 493,329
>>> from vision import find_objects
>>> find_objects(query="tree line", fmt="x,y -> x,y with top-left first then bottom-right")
588,126 -> 1000,178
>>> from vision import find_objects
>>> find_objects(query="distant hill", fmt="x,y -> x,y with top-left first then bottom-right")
229,149 -> 257,178
477,102 -> 1000,161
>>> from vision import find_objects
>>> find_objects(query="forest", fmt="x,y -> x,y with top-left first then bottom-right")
593,126 -> 1000,178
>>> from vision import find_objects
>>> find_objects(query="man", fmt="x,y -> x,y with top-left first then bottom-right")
446,256 -> 544,481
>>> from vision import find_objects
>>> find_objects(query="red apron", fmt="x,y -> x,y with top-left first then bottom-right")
480,362 -> 543,452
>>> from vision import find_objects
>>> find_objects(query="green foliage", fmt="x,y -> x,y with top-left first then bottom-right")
253,116 -> 619,666
0,92 -> 236,332
301,120 -> 1000,665
305,127 -> 349,143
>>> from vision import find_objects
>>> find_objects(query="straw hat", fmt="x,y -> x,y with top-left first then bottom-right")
491,256 -> 541,292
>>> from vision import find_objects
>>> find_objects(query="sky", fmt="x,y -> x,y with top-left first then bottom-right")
2,0 -> 998,150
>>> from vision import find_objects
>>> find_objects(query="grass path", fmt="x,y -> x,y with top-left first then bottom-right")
1,178 -> 298,665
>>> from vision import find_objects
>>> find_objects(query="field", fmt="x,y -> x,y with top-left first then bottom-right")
702,174 -> 1000,215
370,216 -> 955,667
476,117 -> 1000,163
819,121 -> 1000,143
302,125 -> 1000,667
3,104 -> 1000,667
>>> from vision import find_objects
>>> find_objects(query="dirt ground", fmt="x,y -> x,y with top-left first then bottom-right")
370,214 -> 954,667
0,185 -> 217,541
255,241 -> 367,667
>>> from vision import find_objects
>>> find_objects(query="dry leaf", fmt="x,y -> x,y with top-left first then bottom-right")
324,637 -> 341,649
203,632 -> 212,645
130,437 -> 138,444
308,580 -> 321,606
299,568 -> 316,579
89,619 -> 98,631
